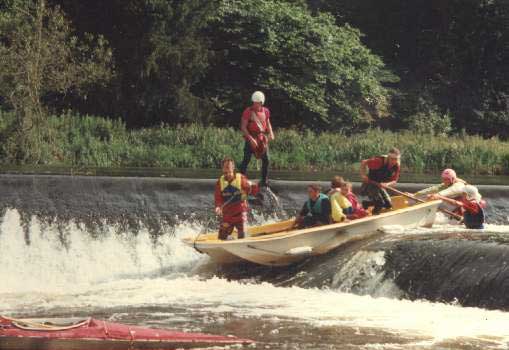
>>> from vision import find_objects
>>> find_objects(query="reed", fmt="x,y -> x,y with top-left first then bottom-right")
1,112 -> 508,175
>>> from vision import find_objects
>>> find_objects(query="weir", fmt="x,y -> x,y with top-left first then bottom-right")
0,174 -> 508,311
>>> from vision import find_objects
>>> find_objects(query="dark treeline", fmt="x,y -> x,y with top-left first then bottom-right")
1,0 -> 508,144
309,0 -> 509,137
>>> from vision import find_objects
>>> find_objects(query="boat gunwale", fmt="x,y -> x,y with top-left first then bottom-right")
191,199 -> 442,247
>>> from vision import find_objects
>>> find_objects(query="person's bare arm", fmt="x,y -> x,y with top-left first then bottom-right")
431,194 -> 462,207
240,116 -> 250,138
382,180 -> 397,187
360,160 -> 369,183
267,119 -> 275,140
241,115 -> 257,145
214,182 -> 224,216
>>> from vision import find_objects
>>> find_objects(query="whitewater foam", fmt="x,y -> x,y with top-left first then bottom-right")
2,276 -> 509,347
331,251 -> 403,298
2,207 -> 509,348
0,209 -> 203,293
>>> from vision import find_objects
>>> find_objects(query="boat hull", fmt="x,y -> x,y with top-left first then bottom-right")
185,200 -> 440,266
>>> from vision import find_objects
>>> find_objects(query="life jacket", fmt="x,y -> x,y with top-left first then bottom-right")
247,108 -> 268,135
219,173 -> 247,205
305,193 -> 328,216
463,203 -> 485,229
368,156 -> 400,183
244,108 -> 269,158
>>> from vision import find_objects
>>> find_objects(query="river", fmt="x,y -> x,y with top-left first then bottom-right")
0,174 -> 509,349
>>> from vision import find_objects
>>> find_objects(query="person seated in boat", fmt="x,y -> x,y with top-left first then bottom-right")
360,148 -> 401,215
295,184 -> 332,228
414,168 -> 485,211
328,176 -> 352,223
431,185 -> 485,229
215,157 -> 259,240
341,181 -> 369,219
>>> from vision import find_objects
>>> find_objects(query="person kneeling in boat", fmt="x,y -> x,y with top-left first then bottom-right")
328,176 -> 352,223
430,185 -> 485,229
215,157 -> 259,240
295,184 -> 332,228
360,148 -> 401,215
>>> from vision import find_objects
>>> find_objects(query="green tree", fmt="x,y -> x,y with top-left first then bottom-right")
202,0 -> 389,131
309,0 -> 509,137
53,0 -> 217,126
0,0 -> 112,163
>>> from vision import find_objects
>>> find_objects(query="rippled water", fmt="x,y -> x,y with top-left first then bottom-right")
0,209 -> 508,349
1,175 -> 509,349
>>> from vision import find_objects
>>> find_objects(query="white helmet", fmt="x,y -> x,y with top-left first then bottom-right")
463,185 -> 479,201
251,91 -> 265,104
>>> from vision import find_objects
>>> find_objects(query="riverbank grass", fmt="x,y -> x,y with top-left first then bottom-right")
1,112 -> 508,175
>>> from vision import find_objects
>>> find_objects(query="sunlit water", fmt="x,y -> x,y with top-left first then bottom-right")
1,209 -> 509,349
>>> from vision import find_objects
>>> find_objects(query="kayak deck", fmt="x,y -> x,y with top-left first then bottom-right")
0,316 -> 253,350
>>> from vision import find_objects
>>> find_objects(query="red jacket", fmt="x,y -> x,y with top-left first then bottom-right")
241,106 -> 271,136
346,192 -> 368,219
365,156 -> 400,183
459,198 -> 481,215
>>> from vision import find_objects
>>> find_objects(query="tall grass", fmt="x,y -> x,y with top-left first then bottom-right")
1,111 -> 508,175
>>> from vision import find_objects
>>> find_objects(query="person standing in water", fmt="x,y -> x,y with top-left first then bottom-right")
431,185 -> 485,229
414,168 -> 485,213
239,91 -> 275,187
215,157 -> 258,240
415,168 -> 469,199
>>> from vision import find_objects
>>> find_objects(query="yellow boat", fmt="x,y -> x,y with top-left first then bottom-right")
183,197 -> 441,266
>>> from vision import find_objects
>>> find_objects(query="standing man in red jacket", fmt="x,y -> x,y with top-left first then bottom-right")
239,91 -> 275,187
215,157 -> 258,240
359,148 -> 401,214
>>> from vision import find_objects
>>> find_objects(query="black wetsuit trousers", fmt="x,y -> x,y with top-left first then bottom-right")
360,183 -> 392,214
239,141 -> 269,185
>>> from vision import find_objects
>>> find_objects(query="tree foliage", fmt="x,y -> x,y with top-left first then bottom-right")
52,0 -> 217,125
202,0 -> 388,131
0,0 -> 112,162
309,0 -> 509,137
1,0 -> 508,155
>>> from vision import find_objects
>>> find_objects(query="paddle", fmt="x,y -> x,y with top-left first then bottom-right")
375,182 -> 463,221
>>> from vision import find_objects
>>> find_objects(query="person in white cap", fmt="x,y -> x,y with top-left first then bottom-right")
239,91 -> 275,187
431,184 -> 486,229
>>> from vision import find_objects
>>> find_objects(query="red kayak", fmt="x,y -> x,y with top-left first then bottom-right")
0,316 -> 253,349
